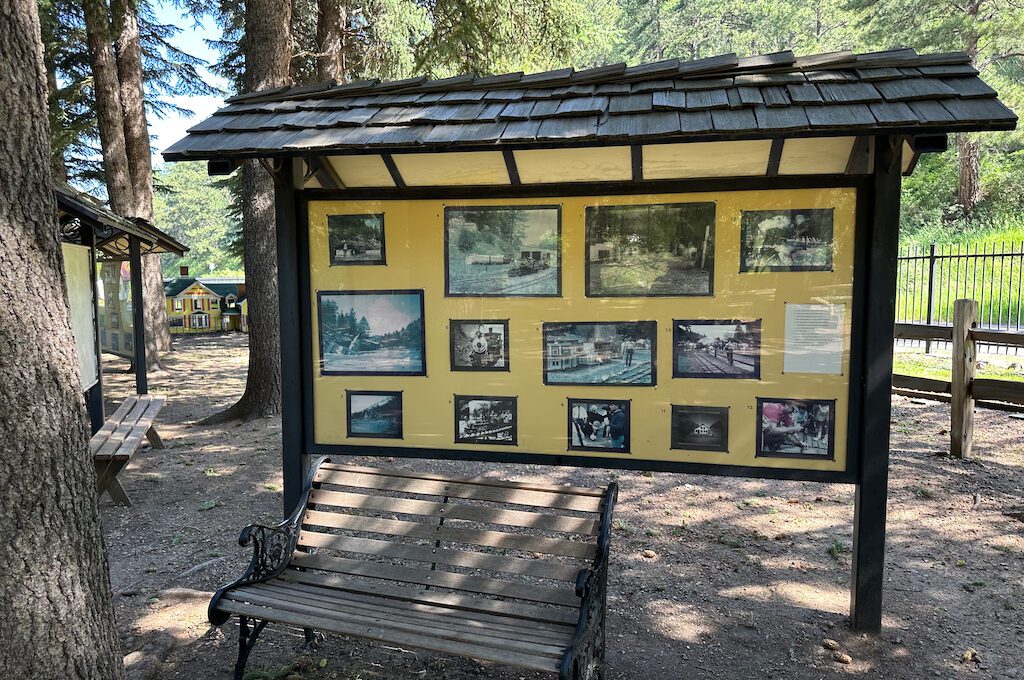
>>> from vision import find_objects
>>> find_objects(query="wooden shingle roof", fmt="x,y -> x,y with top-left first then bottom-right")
162,48 -> 1016,161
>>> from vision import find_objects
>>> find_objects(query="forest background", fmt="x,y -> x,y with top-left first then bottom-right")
41,0 -> 1024,280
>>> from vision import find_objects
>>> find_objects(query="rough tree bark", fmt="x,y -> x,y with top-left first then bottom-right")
112,0 -> 172,366
955,16 -> 983,218
204,0 -> 291,422
316,0 -> 347,81
0,1 -> 126,677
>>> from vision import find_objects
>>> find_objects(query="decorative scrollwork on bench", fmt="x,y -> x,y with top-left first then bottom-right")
239,523 -> 297,581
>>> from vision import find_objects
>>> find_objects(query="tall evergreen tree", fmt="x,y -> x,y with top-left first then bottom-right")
0,0 -> 125,675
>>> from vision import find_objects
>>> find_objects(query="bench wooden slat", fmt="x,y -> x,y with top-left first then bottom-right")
225,588 -> 569,657
89,396 -> 137,454
278,569 -> 579,626
218,600 -> 562,673
297,530 -> 581,581
95,397 -> 151,459
111,396 -> 165,460
308,489 -> 598,535
319,462 -> 605,497
315,469 -> 602,513
302,509 -> 597,560
254,580 -> 575,635
290,553 -> 582,608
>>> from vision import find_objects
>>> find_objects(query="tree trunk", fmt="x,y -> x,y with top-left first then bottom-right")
0,1 -> 125,677
205,0 -> 291,422
112,0 -> 171,366
82,0 -> 134,215
955,133 -> 982,218
316,0 -> 346,81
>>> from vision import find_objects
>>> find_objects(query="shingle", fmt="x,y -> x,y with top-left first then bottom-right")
622,59 -> 680,79
907,100 -> 955,123
421,122 -> 507,143
608,93 -> 652,114
470,73 -> 524,87
278,109 -> 350,128
187,115 -> 234,133
805,71 -> 857,82
734,73 -> 806,85
942,77 -> 997,98
711,108 -> 757,131
868,101 -> 918,125
787,84 -> 823,104
566,84 -> 597,95
676,53 -> 739,75
940,97 -> 1017,124
519,67 -> 574,85
483,89 -> 526,102
438,89 -> 488,102
536,116 -> 599,139
500,119 -> 542,141
445,102 -> 505,122
735,51 -> 795,70
631,79 -> 677,93
673,78 -> 734,91
854,68 -> 905,81
918,64 -> 978,77
753,106 -> 809,130
593,82 -> 633,95
736,87 -> 765,105
498,101 -> 535,120
530,99 -> 561,117
222,113 -> 283,131
817,82 -> 881,103
726,89 -> 743,108
761,86 -> 790,107
652,91 -> 686,109
678,110 -> 714,132
794,50 -> 856,69
805,104 -> 876,128
875,78 -> 957,101
553,96 -> 609,116
572,63 -> 627,82
316,108 -> 380,126
685,89 -> 729,109
597,111 -> 681,137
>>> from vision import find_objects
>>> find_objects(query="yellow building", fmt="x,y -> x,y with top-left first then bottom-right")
164,270 -> 247,333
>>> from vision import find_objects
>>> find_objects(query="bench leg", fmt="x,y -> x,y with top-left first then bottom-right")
234,615 -> 268,680
302,628 -> 324,650
95,459 -> 132,507
145,426 -> 165,449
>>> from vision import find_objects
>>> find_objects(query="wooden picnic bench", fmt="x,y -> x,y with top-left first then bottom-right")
90,394 -> 166,506
209,458 -> 618,679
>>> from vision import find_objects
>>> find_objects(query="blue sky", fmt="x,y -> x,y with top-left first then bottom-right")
149,1 -> 227,164
325,293 -> 423,335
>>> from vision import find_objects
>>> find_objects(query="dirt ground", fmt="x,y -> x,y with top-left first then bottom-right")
100,334 -> 1024,680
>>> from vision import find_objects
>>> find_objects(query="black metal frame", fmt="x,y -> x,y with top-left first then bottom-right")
670,404 -> 730,452
583,201 -> 716,298
345,389 -> 404,439
453,394 -> 518,445
326,212 -> 387,267
442,204 -> 563,298
448,318 -> 511,372
542,321 -> 658,387
560,482 -> 618,680
208,456 -> 331,679
754,397 -> 838,461
671,318 -> 762,380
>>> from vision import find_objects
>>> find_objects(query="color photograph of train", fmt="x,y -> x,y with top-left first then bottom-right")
445,205 -> 560,296
585,202 -> 715,296
543,321 -> 657,386
455,396 -> 517,445
673,319 -> 761,379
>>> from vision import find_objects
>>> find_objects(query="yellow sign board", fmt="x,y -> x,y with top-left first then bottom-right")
307,187 -> 857,474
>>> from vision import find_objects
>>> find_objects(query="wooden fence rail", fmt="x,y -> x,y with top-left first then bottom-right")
892,299 -> 1024,459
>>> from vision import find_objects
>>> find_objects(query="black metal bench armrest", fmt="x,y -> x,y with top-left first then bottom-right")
560,482 -> 618,680
209,457 -> 331,625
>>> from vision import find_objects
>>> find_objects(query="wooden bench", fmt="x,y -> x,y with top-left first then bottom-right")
209,458 -> 617,680
91,394 -> 166,506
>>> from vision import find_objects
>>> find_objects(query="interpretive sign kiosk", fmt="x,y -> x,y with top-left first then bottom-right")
165,47 -> 1016,631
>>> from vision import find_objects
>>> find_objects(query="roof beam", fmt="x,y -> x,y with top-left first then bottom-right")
631,145 -> 644,181
766,139 -> 784,176
381,153 -> 406,188
845,136 -> 872,174
306,156 -> 345,190
502,149 -> 521,185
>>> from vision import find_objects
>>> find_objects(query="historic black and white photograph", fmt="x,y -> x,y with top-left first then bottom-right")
568,398 -> 630,453
671,405 -> 729,452
317,290 -> 425,376
756,398 -> 836,459
449,320 -> 509,371
346,391 -> 402,439
328,213 -> 385,265
445,205 -> 561,296
455,395 -> 517,445
585,202 -> 715,296
673,319 -> 761,379
740,208 -> 834,272
544,321 -> 657,386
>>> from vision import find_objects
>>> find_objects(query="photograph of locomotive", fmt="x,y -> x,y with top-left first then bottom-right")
327,213 -> 385,265
449,320 -> 509,371
346,390 -> 403,439
445,205 -> 560,296
739,208 -> 834,272
455,395 -> 517,445
585,202 -> 715,296
543,321 -> 657,386
317,290 -> 425,376
673,319 -> 761,379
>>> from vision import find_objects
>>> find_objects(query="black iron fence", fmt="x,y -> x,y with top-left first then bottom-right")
896,242 -> 1024,353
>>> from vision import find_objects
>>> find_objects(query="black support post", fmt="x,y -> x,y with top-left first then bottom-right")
82,222 -> 105,433
850,135 -> 902,632
128,236 -> 148,394
275,159 -> 305,517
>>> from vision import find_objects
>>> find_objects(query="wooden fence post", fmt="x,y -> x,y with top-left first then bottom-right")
950,299 -> 978,459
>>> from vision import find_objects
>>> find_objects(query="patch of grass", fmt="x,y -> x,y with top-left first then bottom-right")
262,482 -> 281,492
912,486 -> 937,500
893,349 -> 1024,383
204,467 -> 221,477
612,519 -> 636,536
644,528 -> 661,537
197,499 -> 222,511
827,539 -> 846,561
